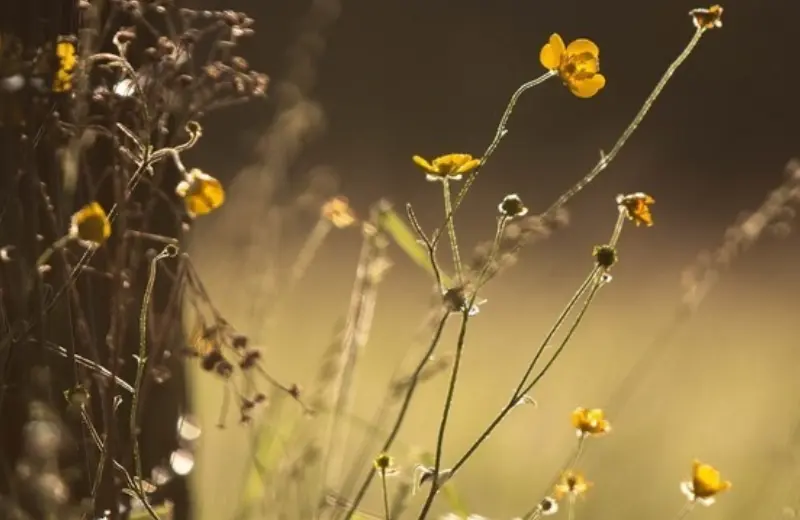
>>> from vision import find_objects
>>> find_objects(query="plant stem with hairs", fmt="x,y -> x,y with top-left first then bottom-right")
130,244 -> 179,490
380,470 -> 391,520
441,179 -> 463,285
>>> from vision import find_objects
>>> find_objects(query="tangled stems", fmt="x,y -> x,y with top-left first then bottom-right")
130,244 -> 179,491
432,70 -> 557,245
342,313 -> 451,520
540,27 -> 707,221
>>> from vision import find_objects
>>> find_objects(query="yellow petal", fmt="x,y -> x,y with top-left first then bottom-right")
539,33 -> 565,70
566,38 -> 600,59
455,158 -> 480,174
412,155 -> 437,174
571,74 -> 606,99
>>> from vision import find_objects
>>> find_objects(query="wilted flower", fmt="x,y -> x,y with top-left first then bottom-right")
69,202 -> 111,247
373,453 -> 399,477
537,497 -> 559,516
689,5 -> 724,30
554,471 -> 591,500
498,194 -> 529,218
571,407 -> 611,438
412,153 -> 481,182
321,196 -> 356,228
175,168 -> 225,218
616,192 -> 655,227
539,34 -> 606,98
592,244 -> 617,269
53,37 -> 76,93
680,459 -> 731,506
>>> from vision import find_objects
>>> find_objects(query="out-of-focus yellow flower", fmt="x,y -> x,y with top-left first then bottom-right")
689,5 -> 724,30
53,37 -> 77,93
321,196 -> 356,229
680,459 -> 731,506
539,34 -> 606,99
69,202 -> 111,247
412,153 -> 480,182
175,168 -> 225,218
616,192 -> 655,227
554,471 -> 591,500
571,407 -> 611,438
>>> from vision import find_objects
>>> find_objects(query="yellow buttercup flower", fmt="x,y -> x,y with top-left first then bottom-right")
571,407 -> 611,438
53,37 -> 77,93
321,196 -> 356,229
554,471 -> 591,500
680,459 -> 731,506
412,153 -> 480,182
175,168 -> 225,218
539,34 -> 606,99
69,202 -> 111,247
689,5 -> 724,30
616,192 -> 655,227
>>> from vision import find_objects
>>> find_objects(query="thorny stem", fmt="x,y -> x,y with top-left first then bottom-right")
446,274 -> 606,482
433,71 -> 557,244
539,29 -> 707,225
343,313 -> 451,520
130,245 -> 179,491
441,178 -> 463,285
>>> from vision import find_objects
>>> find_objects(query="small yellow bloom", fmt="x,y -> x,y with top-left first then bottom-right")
554,471 -> 591,500
321,196 -> 356,229
571,407 -> 611,438
616,192 -> 655,227
175,169 -> 225,218
412,153 -> 481,182
69,202 -> 112,247
680,459 -> 731,506
53,36 -> 77,93
540,34 -> 606,99
689,5 -> 724,30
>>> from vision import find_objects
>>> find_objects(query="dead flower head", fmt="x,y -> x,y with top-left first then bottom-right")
540,34 -> 606,98
592,244 -> 617,269
680,459 -> 731,506
321,196 -> 356,229
412,153 -> 481,182
571,407 -> 611,438
554,470 -> 591,500
616,192 -> 655,227
69,202 -> 112,247
175,168 -> 225,218
689,5 -> 724,30
373,453 -> 399,478
537,497 -> 559,516
498,193 -> 529,218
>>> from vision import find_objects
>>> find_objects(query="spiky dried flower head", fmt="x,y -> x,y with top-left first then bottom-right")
321,196 -> 357,229
689,5 -> 723,30
680,459 -> 731,506
498,193 -> 529,218
69,202 -> 112,247
616,192 -> 655,226
540,34 -> 606,98
592,244 -> 617,269
412,153 -> 481,182
571,407 -> 611,438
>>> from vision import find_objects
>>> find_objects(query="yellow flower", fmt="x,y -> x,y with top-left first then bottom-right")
539,34 -> 606,99
412,153 -> 481,182
53,36 -> 77,93
175,169 -> 225,218
616,192 -> 655,227
69,202 -> 111,247
571,407 -> 611,438
689,5 -> 724,30
321,196 -> 356,229
680,459 -> 731,506
554,471 -> 591,500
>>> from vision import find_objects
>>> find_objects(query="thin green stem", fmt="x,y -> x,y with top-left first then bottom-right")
674,501 -> 695,520
608,209 -> 627,248
433,70 -> 557,245
130,244 -> 178,490
522,437 -> 587,520
441,179 -> 463,285
380,472 -> 391,520
567,495 -> 577,520
36,235 -> 73,267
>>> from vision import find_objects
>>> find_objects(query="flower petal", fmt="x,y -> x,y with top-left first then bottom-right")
571,74 -> 606,99
413,155 -> 437,174
539,33 -> 565,70
566,38 -> 600,59
455,158 -> 480,174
